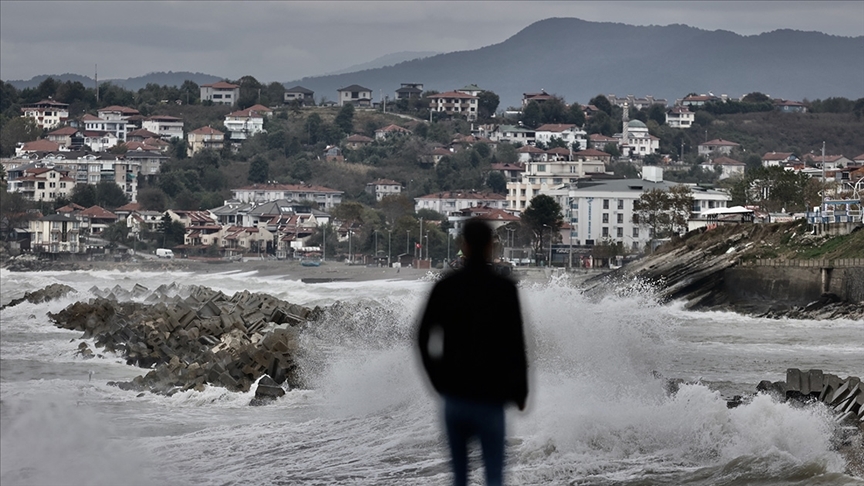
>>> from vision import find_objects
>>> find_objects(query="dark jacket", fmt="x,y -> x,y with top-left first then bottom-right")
417,259 -> 528,406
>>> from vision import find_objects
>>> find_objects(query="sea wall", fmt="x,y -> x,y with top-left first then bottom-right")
728,259 -> 864,307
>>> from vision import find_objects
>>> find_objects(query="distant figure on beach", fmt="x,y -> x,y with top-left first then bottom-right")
417,218 -> 528,486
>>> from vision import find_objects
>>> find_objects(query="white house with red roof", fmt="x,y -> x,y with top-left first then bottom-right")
428,91 -> 479,121
698,138 -> 740,157
46,126 -> 84,149
79,205 -> 119,236
516,145 -> 547,163
534,124 -> 587,150
414,190 -> 506,215
776,100 -> 807,113
224,104 -> 271,141
365,178 -> 402,201
344,134 -> 374,149
522,90 -> 554,107
588,133 -> 618,150
29,214 -> 84,254
200,81 -> 240,105
231,183 -> 343,210
187,126 -> 224,156
804,154 -> 852,170
666,106 -> 694,128
506,149 -> 609,212
15,139 -> 62,156
448,205 -> 519,235
141,115 -> 184,140
20,99 -> 69,129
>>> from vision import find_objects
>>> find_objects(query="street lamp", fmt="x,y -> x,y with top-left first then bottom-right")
387,229 -> 392,266
322,224 -> 326,262
424,231 -> 429,261
406,230 -> 411,256
348,230 -> 353,264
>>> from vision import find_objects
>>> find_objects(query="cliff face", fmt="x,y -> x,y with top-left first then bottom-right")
586,222 -> 864,318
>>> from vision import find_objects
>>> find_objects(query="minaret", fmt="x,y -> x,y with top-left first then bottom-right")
621,102 -> 629,156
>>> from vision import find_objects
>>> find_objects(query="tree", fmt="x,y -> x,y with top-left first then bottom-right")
648,104 -> 666,125
158,213 -> 186,248
486,171 -> 507,194
496,143 -> 519,164
742,92 -> 771,104
567,102 -> 586,127
667,185 -> 694,235
477,90 -> 500,120
585,110 -> 614,136
520,101 -> 542,128
248,155 -> 270,183
0,190 -> 34,240
379,194 -> 414,225
0,117 -> 41,157
137,187 -> 168,211
70,183 -> 97,208
334,103 -> 355,134
521,195 -> 562,265
102,220 -> 129,244
95,181 -> 128,209
633,189 -> 671,240
589,94 -> 613,116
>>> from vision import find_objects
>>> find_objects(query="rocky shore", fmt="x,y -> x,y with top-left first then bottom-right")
48,283 -> 319,404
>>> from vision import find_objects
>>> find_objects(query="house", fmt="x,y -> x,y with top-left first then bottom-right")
365,179 -> 402,201
29,214 -> 84,254
761,151 -> 797,167
666,106 -> 694,128
534,124 -> 587,150
200,81 -> 240,105
124,149 -> 169,182
220,225 -> 274,254
20,99 -> 69,129
126,128 -> 161,142
414,190 -> 507,215
374,124 -> 412,140
588,133 -> 618,151
490,125 -> 535,145
224,104 -> 271,141
141,115 -> 184,140
46,127 -> 85,150
283,86 -> 315,105
82,129 -> 121,153
573,149 -> 613,164
698,139 -> 740,157
448,206 -> 519,235
79,205 -> 119,236
776,100 -> 807,113
323,145 -> 343,162
489,163 -> 524,183
395,83 -> 424,100
431,147 -> 453,165
126,210 -> 163,235
15,139 -> 62,156
344,134 -> 374,149
98,105 -> 140,120
337,84 -> 373,107
700,156 -> 745,180
82,113 -> 127,146
428,91 -> 479,121
516,145 -> 547,163
231,183 -> 344,210
681,94 -> 718,107
7,166 -> 74,202
167,209 -> 217,227
187,126 -> 225,156
804,154 -> 853,169
522,90 -> 554,107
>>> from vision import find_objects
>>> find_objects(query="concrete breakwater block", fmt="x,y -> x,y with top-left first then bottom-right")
50,284 -> 319,397
1,283 -> 76,310
782,369 -> 862,424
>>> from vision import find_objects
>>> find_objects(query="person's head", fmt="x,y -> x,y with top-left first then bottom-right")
461,218 -> 493,262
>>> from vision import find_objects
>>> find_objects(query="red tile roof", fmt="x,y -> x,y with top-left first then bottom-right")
762,152 -> 794,160
535,124 -> 577,132
115,202 -> 142,212
128,128 -> 160,138
368,178 -> 401,186
80,206 -> 118,219
700,139 -> 740,147
427,91 -> 478,100
545,147 -> 571,156
48,126 -> 79,136
376,124 -> 411,133
99,105 -> 140,115
589,134 -> 617,142
517,145 -> 545,153
574,149 -> 612,157
416,191 -> 505,200
190,126 -> 224,135
706,156 -> 744,166
345,134 -> 374,143
490,163 -> 524,171
20,140 -> 61,152
202,81 -> 240,89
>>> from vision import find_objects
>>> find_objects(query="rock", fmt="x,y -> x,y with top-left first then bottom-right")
250,375 -> 286,406
1,283 -> 76,310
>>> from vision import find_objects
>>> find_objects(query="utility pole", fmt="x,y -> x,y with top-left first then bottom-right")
387,229 -> 391,266
322,224 -> 326,262
419,217 -> 423,260
406,230 -> 410,255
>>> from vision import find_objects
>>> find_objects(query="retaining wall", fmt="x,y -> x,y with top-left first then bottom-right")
726,259 -> 864,305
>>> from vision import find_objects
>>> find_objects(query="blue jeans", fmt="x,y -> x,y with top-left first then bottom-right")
443,396 -> 505,486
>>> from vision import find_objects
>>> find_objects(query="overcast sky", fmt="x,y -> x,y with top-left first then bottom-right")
1,1 -> 862,82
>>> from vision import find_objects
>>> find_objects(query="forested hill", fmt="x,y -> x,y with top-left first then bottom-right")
7,72 -> 222,92
285,18 -> 864,107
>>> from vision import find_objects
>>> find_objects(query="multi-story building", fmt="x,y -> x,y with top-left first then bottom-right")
141,115 -> 184,140
20,99 -> 69,129
616,119 -> 660,158
506,150 -> 608,212
200,82 -> 240,105
46,127 -> 85,149
414,190 -> 507,215
8,166 -> 75,202
489,125 -> 535,145
187,126 -> 225,156
427,91 -> 479,121
666,106 -> 694,128
224,104 -> 271,141
395,83 -> 424,100
29,214 -> 84,254
543,167 -> 730,251
698,139 -> 740,157
231,183 -> 344,210
337,85 -> 373,107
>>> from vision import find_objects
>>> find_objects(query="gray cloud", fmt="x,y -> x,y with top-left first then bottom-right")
2,1 -> 861,82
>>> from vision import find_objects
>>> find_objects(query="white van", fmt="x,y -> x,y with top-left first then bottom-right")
155,248 -> 174,259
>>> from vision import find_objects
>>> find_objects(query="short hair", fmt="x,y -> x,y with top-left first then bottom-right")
462,218 -> 493,259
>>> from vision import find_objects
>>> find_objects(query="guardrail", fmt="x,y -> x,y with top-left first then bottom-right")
740,258 -> 864,268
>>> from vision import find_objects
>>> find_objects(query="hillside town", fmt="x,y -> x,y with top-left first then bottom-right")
1,77 -> 862,268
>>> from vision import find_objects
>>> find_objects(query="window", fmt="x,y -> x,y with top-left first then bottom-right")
618,200 -> 624,210
602,213 -> 609,223
213,94 -> 223,99
603,199 -> 609,209
602,227 -> 609,237
633,228 -> 639,237
617,214 -> 623,224
38,182 -> 45,189
537,165 -> 546,172
617,228 -> 623,238
49,182 -> 56,188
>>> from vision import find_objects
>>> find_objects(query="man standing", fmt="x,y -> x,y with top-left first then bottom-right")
417,218 -> 528,486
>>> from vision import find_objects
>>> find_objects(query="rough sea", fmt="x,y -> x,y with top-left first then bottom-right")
1,268 -> 862,485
